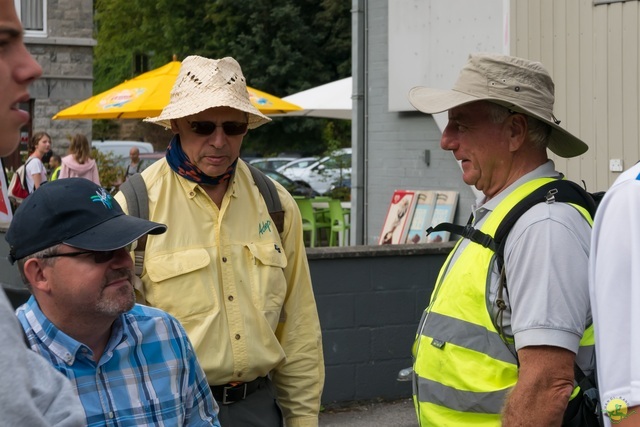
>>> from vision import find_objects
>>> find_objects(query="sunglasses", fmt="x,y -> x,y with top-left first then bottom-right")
187,120 -> 248,136
41,245 -> 131,264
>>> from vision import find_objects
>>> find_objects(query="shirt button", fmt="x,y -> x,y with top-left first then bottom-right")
108,412 -> 114,419
222,257 -> 227,262
64,353 -> 72,362
235,334 -> 241,340
228,295 -> 234,301
189,191 -> 195,197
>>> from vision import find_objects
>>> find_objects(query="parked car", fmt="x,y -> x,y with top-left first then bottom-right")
263,170 -> 318,198
92,140 -> 154,159
282,148 -> 352,195
138,151 -> 165,166
276,157 -> 319,174
248,157 -> 298,172
326,174 -> 351,200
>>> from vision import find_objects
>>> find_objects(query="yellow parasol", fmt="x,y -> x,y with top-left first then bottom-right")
53,60 -> 301,120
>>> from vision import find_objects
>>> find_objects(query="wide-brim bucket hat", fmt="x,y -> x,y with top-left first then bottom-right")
408,53 -> 588,158
145,55 -> 271,130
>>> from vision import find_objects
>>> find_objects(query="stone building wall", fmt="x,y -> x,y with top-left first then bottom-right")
25,0 -> 96,157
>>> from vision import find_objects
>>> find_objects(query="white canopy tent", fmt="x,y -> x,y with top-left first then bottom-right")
276,77 -> 352,120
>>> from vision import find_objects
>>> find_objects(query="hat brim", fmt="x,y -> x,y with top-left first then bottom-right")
408,87 -> 588,158
63,213 -> 167,251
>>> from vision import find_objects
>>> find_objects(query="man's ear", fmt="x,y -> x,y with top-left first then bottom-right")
506,113 -> 528,152
23,258 -> 51,293
170,119 -> 180,134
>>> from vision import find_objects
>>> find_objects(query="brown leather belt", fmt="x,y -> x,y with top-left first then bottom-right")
210,377 -> 264,405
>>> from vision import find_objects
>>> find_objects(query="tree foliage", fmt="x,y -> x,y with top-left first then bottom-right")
93,0 -> 351,156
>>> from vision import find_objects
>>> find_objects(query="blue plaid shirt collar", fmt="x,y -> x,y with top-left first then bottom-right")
20,296 -> 127,365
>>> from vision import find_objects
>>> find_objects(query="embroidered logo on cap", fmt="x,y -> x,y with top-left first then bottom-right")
90,188 -> 114,209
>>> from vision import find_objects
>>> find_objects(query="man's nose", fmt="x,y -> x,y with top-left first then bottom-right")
111,247 -> 134,269
440,131 -> 454,151
208,127 -> 227,148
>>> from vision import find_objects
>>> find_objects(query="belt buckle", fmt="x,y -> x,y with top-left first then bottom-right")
222,383 -> 247,405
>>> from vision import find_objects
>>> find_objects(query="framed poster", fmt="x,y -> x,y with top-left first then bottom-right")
405,190 -> 437,244
426,191 -> 459,243
379,190 -> 417,245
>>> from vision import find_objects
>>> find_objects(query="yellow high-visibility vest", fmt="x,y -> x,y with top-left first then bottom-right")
413,177 -> 595,426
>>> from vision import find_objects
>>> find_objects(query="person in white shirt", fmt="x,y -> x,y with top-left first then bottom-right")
589,161 -> 640,426
25,131 -> 50,192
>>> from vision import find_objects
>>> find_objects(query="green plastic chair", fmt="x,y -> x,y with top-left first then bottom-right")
295,198 -> 330,247
328,199 -> 351,246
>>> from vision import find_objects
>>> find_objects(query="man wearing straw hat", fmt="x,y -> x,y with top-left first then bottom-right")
408,53 -> 595,425
115,55 -> 324,427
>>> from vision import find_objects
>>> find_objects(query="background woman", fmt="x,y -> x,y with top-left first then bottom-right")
25,131 -> 50,192
59,133 -> 100,184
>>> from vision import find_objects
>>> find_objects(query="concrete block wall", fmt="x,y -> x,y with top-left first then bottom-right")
308,243 -> 452,404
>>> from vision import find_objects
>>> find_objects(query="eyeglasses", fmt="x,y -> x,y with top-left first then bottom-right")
40,246 -> 131,264
187,120 -> 248,136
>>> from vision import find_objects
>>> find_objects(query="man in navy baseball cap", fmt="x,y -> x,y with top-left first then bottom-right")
6,178 -> 221,426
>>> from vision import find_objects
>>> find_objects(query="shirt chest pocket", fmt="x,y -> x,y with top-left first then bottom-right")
245,242 -> 288,312
144,248 -> 215,320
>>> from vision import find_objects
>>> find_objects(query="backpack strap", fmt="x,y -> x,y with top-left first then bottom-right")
119,174 -> 149,276
119,165 -> 285,277
428,214 -> 497,251
428,180 -> 596,342
120,173 -> 148,220
121,164 -> 284,233
22,157 -> 35,191
428,179 -> 596,271
246,163 -> 285,234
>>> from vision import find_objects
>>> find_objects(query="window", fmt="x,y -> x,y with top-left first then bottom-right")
14,0 -> 47,36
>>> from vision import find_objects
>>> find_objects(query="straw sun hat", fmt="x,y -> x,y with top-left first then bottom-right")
408,53 -> 588,158
145,55 -> 271,130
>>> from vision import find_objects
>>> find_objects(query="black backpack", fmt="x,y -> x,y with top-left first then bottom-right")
428,178 -> 604,427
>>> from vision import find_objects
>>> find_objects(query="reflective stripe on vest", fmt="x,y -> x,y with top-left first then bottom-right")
413,177 -> 594,426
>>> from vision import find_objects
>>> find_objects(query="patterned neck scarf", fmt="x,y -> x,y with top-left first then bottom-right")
165,134 -> 237,186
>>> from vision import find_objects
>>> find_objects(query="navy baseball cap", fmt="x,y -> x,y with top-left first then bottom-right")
6,178 -> 167,263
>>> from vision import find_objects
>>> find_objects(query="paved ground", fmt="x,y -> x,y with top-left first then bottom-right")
319,398 -> 418,427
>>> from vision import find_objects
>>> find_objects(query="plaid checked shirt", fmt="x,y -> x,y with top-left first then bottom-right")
16,297 -> 220,427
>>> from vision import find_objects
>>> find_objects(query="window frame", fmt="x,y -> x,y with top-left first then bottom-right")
13,0 -> 47,37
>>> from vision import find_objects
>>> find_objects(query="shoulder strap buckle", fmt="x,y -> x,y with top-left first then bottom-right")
544,188 -> 558,204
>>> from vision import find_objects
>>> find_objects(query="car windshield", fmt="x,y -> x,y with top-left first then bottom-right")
321,153 -> 351,169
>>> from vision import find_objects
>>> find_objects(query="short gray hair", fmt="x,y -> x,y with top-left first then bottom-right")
486,102 -> 552,150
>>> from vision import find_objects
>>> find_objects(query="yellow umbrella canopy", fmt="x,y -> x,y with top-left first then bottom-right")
53,60 -> 301,120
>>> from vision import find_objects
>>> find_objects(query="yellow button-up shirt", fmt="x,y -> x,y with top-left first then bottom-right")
115,159 -> 324,427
